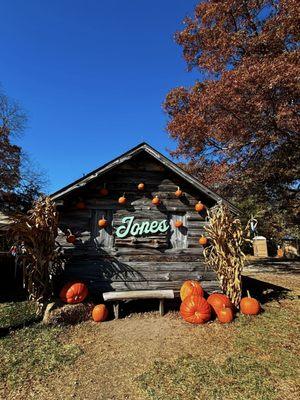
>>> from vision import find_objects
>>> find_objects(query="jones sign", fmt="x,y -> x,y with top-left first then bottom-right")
115,216 -> 169,238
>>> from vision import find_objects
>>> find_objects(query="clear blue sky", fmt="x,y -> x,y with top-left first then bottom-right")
1,0 -> 200,193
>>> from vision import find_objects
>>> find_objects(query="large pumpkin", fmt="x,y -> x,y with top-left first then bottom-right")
240,291 -> 260,315
92,304 -> 108,322
180,295 -> 211,324
180,280 -> 204,301
207,293 -> 233,315
195,201 -> 205,212
60,282 -> 89,304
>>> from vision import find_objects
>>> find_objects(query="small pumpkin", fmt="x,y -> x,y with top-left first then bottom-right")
199,236 -> 208,245
195,201 -> 205,212
175,187 -> 183,197
240,290 -> 260,315
174,220 -> 183,228
60,282 -> 88,304
138,182 -> 145,191
66,234 -> 76,244
98,218 -> 108,229
76,201 -> 86,209
207,293 -> 233,316
217,304 -> 234,324
180,295 -> 211,324
180,280 -> 204,301
99,186 -> 108,196
152,196 -> 160,205
92,304 -> 108,322
118,194 -> 127,205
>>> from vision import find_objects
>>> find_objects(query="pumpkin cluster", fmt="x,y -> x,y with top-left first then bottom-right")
179,281 -> 261,325
59,281 -> 109,323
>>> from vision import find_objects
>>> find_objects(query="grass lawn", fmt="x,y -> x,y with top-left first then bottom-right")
0,269 -> 299,400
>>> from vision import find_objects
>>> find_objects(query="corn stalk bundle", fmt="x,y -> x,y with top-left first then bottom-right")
10,196 -> 63,312
203,202 -> 249,307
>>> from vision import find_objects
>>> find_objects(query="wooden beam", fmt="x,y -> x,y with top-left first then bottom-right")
103,289 -> 174,301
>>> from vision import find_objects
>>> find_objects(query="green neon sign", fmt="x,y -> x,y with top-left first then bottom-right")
115,216 -> 169,238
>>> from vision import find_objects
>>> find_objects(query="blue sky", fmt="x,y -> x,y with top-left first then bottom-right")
1,0 -> 200,193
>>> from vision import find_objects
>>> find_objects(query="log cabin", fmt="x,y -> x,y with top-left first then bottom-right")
51,142 -> 238,300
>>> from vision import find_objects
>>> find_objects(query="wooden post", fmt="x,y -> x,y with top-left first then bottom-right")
113,302 -> 120,319
159,299 -> 164,316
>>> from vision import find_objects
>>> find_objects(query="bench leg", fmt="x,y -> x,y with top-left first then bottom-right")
159,299 -> 164,316
113,301 -> 120,319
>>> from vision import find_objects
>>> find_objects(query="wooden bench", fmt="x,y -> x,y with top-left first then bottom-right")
103,290 -> 175,319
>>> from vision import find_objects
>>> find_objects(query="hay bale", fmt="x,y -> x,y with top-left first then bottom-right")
43,301 -> 94,325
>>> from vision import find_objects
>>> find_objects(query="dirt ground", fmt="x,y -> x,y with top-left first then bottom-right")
2,263 -> 300,400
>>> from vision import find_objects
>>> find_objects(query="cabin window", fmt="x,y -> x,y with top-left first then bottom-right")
170,213 -> 187,249
92,210 -> 114,249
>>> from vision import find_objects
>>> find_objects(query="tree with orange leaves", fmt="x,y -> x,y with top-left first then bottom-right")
164,0 -> 299,241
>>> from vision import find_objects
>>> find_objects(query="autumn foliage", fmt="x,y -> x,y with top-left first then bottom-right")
164,0 -> 299,240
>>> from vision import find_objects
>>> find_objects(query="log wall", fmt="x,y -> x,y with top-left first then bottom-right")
56,152 -> 219,295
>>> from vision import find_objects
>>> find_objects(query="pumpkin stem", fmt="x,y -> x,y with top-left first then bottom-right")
67,228 -> 72,236
103,182 -> 106,188
247,290 -> 251,298
123,192 -> 125,197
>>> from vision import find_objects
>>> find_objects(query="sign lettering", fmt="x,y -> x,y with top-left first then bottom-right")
115,216 -> 169,238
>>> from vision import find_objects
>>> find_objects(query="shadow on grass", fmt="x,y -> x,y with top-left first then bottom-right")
242,276 -> 291,305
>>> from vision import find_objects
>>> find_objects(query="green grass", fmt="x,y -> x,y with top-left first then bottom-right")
0,301 -> 39,328
0,324 -> 82,390
138,303 -> 300,400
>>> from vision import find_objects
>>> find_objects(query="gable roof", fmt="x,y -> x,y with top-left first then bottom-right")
50,142 -> 239,214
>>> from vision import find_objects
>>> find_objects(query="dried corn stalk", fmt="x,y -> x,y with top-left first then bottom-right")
203,202 -> 249,307
10,196 -> 63,312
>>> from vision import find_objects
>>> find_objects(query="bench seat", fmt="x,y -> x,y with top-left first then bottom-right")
103,289 -> 174,318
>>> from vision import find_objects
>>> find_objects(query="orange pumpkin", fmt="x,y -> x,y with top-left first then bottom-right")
174,220 -> 183,228
66,234 -> 76,244
217,304 -> 234,323
152,196 -> 160,205
180,295 -> 211,324
118,195 -> 127,205
207,293 -> 233,316
175,187 -> 183,197
92,304 -> 108,322
199,236 -> 208,245
138,182 -> 145,190
99,187 -> 108,196
76,201 -> 86,209
195,201 -> 205,212
240,290 -> 260,315
98,218 -> 108,229
60,282 -> 88,304
180,280 -> 204,301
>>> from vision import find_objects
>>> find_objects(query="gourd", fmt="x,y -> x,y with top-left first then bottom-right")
199,236 -> 208,245
92,304 -> 108,322
175,187 -> 183,197
118,193 -> 127,205
174,220 -> 183,228
99,185 -> 108,196
138,183 -> 145,190
180,280 -> 204,301
207,293 -> 233,316
98,218 -> 108,229
195,201 -> 204,212
66,234 -> 76,244
76,201 -> 86,209
240,290 -> 260,315
152,196 -> 160,205
217,304 -> 234,323
180,295 -> 211,324
60,282 -> 88,304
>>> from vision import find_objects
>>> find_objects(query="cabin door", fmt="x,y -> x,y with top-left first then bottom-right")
92,210 -> 114,250
169,213 -> 187,250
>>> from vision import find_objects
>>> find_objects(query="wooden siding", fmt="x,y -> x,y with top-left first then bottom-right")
56,152 -> 219,295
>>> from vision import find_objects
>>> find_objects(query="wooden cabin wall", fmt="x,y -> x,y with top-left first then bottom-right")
56,153 -> 219,295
